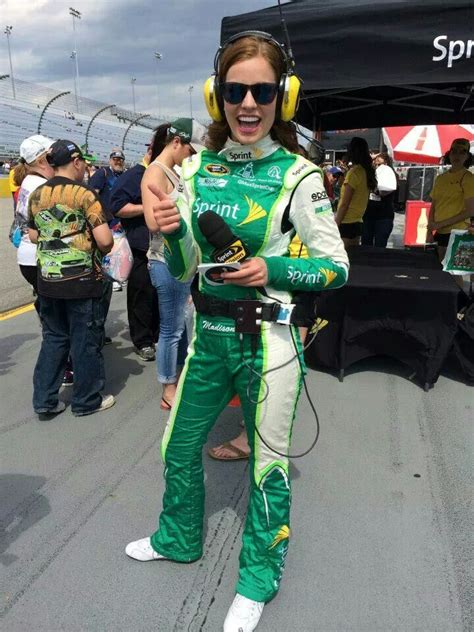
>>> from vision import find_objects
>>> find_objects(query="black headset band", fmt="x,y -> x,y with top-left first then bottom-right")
213,30 -> 291,77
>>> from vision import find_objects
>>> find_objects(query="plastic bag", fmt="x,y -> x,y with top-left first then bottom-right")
442,229 -> 474,275
9,216 -> 22,248
102,230 -> 133,282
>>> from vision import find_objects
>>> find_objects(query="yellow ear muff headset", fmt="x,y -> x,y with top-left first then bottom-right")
203,30 -> 301,123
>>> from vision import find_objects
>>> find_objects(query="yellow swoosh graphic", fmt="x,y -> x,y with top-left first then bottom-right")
269,525 -> 291,550
237,195 -> 267,226
321,268 -> 337,287
310,318 -> 329,334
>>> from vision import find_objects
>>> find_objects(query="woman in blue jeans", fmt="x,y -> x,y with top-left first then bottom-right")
142,119 -> 207,409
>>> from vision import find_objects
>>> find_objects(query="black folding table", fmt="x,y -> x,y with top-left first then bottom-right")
305,247 -> 462,390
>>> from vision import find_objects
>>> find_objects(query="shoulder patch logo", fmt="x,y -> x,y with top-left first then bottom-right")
236,163 -> 255,180
311,191 -> 328,202
267,165 -> 282,180
291,162 -> 310,178
197,176 -> 227,189
204,163 -> 230,176
237,195 -> 267,226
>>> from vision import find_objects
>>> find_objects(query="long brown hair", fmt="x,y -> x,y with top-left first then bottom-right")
207,35 -> 299,153
348,137 -> 377,191
13,161 -> 28,187
149,123 -> 171,162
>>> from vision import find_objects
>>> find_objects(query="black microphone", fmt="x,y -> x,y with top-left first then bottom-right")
198,210 -> 250,264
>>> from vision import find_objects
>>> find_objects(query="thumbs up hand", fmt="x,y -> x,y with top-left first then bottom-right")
148,182 -> 182,234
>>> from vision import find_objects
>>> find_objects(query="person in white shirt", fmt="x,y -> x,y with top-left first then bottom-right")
13,135 -> 55,305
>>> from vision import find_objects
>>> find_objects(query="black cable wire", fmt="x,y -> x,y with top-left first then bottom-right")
225,1 -> 322,458
239,288 -> 321,459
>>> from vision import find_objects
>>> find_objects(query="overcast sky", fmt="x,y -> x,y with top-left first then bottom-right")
1,0 -> 278,121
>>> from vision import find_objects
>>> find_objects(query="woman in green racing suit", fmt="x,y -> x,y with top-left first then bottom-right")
126,32 -> 349,632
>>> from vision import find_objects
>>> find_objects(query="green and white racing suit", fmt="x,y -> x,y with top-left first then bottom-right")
150,135 -> 349,602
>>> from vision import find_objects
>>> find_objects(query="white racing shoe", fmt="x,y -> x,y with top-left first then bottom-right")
223,594 -> 265,632
125,537 -> 166,561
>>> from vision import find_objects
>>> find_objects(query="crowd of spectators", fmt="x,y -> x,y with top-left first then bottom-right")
6,129 -> 473,421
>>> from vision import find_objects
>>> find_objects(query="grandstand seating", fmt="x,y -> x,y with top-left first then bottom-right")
0,77 -> 191,165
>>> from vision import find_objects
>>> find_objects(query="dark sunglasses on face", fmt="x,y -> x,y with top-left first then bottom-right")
221,82 -> 278,105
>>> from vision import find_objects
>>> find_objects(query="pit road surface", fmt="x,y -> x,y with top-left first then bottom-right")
0,196 -> 472,631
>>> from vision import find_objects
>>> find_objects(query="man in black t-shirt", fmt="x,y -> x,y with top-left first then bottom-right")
28,140 -> 115,416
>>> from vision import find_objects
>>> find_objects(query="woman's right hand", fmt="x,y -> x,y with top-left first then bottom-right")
147,182 -> 182,234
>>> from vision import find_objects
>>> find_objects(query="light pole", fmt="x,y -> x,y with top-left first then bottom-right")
70,51 -> 79,110
154,51 -> 162,117
69,7 -> 81,110
131,77 -> 137,113
4,26 -> 16,99
188,85 -> 194,119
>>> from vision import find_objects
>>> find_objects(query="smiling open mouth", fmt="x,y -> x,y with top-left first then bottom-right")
237,116 -> 261,132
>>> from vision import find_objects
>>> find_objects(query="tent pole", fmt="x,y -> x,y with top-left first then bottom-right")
420,167 -> 426,200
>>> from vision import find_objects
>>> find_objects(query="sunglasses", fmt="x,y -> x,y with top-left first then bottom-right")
221,82 -> 278,105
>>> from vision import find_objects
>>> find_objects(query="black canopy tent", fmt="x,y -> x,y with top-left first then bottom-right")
220,0 -> 474,131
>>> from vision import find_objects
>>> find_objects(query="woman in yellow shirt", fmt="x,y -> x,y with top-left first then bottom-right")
335,137 -> 377,247
8,162 -> 19,210
428,138 -> 474,261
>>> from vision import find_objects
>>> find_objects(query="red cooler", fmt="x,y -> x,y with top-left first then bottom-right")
404,201 -> 432,246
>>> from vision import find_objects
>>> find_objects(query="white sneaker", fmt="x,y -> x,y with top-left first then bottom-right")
112,281 -> 122,292
125,537 -> 166,561
74,394 -> 115,416
96,394 -> 115,412
223,594 -> 265,632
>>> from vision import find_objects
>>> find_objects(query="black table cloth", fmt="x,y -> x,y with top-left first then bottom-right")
305,247 -> 462,389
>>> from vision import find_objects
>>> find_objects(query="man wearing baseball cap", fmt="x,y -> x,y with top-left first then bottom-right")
27,139 -> 115,417
328,165 -> 344,178
89,147 -> 126,224
325,165 -> 345,209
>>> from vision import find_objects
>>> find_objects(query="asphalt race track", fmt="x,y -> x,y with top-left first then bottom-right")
0,196 -> 472,631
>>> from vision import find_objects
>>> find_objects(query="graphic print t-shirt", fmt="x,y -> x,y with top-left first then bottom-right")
28,176 -> 107,298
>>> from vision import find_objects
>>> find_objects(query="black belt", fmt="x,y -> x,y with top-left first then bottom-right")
191,286 -> 317,333
193,291 -> 279,320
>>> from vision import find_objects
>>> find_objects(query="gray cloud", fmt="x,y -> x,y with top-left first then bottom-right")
1,0 -> 277,119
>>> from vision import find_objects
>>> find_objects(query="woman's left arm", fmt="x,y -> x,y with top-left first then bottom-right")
262,170 -> 349,292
